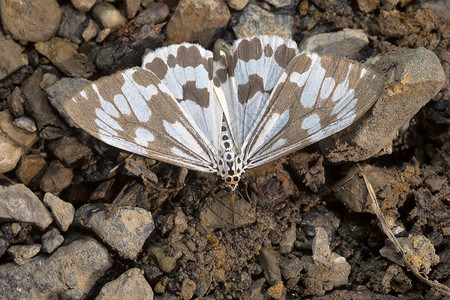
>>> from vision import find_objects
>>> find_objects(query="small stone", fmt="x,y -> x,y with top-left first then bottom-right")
96,268 -> 153,300
10,223 -> 21,236
49,136 -> 92,167
0,238 -> 8,258
35,37 -> 96,78
13,117 -> 37,133
75,203 -> 154,259
91,2 -> 127,29
301,206 -> 340,239
266,281 -> 285,299
82,19 -> 100,42
0,110 -> 38,173
40,160 -> 74,193
124,0 -> 142,18
96,28 -> 112,43
279,227 -> 296,254
258,247 -> 281,285
0,31 -> 28,80
43,193 -> 75,232
356,0 -> 379,13
41,227 -> 64,253
233,2 -> 294,39
7,87 -> 25,118
148,245 -> 183,274
57,4 -> 88,44
7,244 -> 41,265
279,256 -> 302,280
298,29 -> 369,60
380,0 -> 399,10
40,73 -> 59,90
15,155 -> 46,186
133,2 -> 169,26
320,47 -> 446,163
0,0 -> 61,42
0,237 -> 113,299
166,0 -> 231,48
265,0 -> 300,8
0,184 -> 52,230
181,278 -> 196,300
229,0 -> 250,10
71,0 -> 97,12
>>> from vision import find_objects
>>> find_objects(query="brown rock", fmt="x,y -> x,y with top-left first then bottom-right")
357,0 -> 380,13
71,0 -> 97,12
49,136 -> 92,167
15,154 -> 47,186
0,31 -> 28,80
0,0 -> 61,42
165,0 -> 230,48
40,160 -> 73,193
35,37 -> 95,78
91,2 -> 127,29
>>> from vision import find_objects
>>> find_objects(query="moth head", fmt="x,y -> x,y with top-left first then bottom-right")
223,174 -> 241,192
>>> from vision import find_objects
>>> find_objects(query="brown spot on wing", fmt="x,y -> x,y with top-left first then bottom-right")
264,44 -> 273,57
237,74 -> 265,104
144,57 -> 168,79
181,81 -> 210,108
235,37 -> 263,62
214,68 -> 228,87
274,44 -> 298,68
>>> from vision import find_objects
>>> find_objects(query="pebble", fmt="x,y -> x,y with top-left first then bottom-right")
229,0 -> 250,10
75,203 -> 154,260
133,2 -> 169,26
40,160 -> 74,193
91,2 -> 127,29
265,0 -> 300,8
0,238 -> 8,258
96,268 -> 154,300
71,0 -> 97,12
0,184 -> 52,230
0,110 -> 38,174
0,237 -> 113,299
13,117 -> 37,133
121,159 -> 158,183
7,87 -> 25,118
165,0 -> 231,48
279,256 -> 302,280
0,0 -> 61,42
0,31 -> 28,80
96,28 -> 112,43
82,19 -> 100,42
233,2 -> 294,39
301,206 -> 340,239
181,278 -> 196,300
49,136 -> 93,167
320,47 -> 446,163
381,0 -> 399,10
39,73 -> 59,90
357,0 -> 379,13
258,247 -> 281,285
7,244 -> 41,265
148,245 -> 183,274
124,0 -> 142,18
298,29 -> 369,60
279,227 -> 296,254
43,193 -> 75,232
45,77 -> 92,128
41,227 -> 65,253
35,37 -> 96,78
57,4 -> 87,44
15,155 -> 46,186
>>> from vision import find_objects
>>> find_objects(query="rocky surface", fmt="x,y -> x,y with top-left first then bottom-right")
0,0 -> 448,299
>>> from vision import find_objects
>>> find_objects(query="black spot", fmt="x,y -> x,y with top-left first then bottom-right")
236,169 -> 240,173
224,142 -> 230,148
227,161 -> 233,168
222,126 -> 226,131
222,135 -> 228,140
237,157 -> 241,163
233,176 -> 239,182
227,154 -> 232,160
228,170 -> 235,175
222,170 -> 225,175
218,160 -> 223,165
226,177 -> 232,182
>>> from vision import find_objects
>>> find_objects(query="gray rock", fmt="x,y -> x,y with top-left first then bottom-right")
7,87 -> 25,118
57,4 -> 88,44
133,2 -> 169,26
181,278 -> 196,300
40,160 -> 74,194
0,31 -> 28,80
279,227 -> 296,254
0,0 -> 61,42
279,256 -> 302,280
43,193 -> 75,232
166,0 -> 230,48
75,203 -> 154,259
0,184 -> 52,230
71,0 -> 97,12
15,154 -> 47,186
265,0 -> 300,8
49,137 -> 93,167
7,244 -> 41,265
35,37 -> 96,78
46,77 -> 92,127
13,117 -> 37,133
41,227 -> 64,253
301,206 -> 340,239
148,245 -> 182,274
258,247 -> 281,285
228,0 -> 250,10
91,2 -> 127,29
320,47 -> 446,163
299,29 -> 369,60
0,238 -> 8,258
0,111 -> 38,173
96,268 -> 154,300
233,2 -> 294,39
0,237 -> 113,300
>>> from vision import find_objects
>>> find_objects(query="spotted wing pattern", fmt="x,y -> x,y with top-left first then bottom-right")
243,52 -> 385,168
64,67 -> 217,172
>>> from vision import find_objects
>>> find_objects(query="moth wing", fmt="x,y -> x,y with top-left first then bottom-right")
142,43 -> 223,153
216,36 -> 299,149
64,67 -> 217,173
244,53 -> 385,168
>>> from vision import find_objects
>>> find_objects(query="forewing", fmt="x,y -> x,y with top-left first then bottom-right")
216,36 -> 299,149
244,53 -> 385,168
64,67 -> 217,173
142,43 -> 223,152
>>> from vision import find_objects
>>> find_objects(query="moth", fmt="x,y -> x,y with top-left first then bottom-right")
65,35 -> 384,192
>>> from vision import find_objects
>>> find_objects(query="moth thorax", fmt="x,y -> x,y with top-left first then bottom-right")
218,151 -> 244,191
